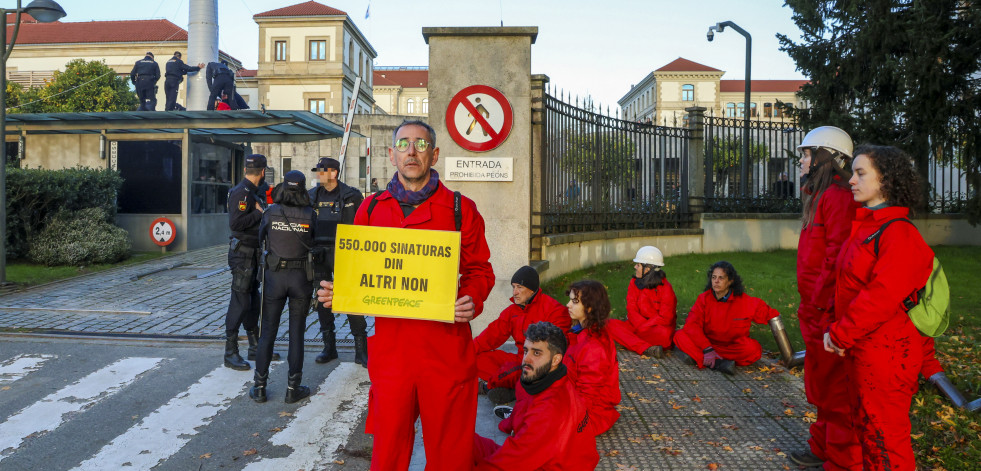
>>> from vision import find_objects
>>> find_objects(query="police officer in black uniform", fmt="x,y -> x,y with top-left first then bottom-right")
308,158 -> 368,367
164,51 -> 204,111
224,154 -> 279,370
130,52 -> 160,111
206,60 -> 238,111
250,170 -> 316,404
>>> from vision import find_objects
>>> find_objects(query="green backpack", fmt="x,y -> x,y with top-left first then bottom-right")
863,218 -> 950,337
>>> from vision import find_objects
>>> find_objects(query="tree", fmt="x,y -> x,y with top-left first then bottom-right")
559,132 -> 636,203
8,59 -> 138,113
778,0 -> 981,223
710,136 -> 770,196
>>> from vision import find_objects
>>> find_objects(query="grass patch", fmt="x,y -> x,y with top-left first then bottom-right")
5,251 -> 172,287
543,245 -> 981,469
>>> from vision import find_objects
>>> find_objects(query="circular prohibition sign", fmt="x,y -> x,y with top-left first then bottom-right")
149,217 -> 177,247
445,84 -> 514,152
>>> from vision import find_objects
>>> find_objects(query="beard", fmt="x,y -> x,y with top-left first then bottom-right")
520,361 -> 551,383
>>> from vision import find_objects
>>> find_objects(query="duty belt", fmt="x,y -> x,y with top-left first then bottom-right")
271,259 -> 306,270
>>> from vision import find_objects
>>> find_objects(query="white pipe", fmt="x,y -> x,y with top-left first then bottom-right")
186,0 -> 218,111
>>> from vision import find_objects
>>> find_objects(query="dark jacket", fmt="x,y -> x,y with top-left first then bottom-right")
258,204 -> 316,260
227,178 -> 264,248
165,56 -> 200,82
308,181 -> 363,246
130,55 -> 160,84
206,62 -> 234,89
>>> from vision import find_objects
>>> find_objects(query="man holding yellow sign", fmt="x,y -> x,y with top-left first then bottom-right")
317,120 -> 495,470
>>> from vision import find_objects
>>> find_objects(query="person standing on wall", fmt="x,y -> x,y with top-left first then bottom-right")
789,126 -> 862,470
164,51 -> 204,111
130,52 -> 160,111
308,157 -> 367,367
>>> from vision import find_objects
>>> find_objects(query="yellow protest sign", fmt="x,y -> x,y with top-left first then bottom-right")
332,224 -> 461,323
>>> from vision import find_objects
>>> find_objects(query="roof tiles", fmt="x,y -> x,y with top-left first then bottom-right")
720,80 -> 808,93
655,58 -> 722,73
7,19 -> 187,45
254,1 -> 346,18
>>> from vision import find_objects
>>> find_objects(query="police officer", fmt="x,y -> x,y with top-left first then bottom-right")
164,51 -> 204,111
308,158 -> 367,367
250,170 -> 317,404
206,60 -> 237,111
224,154 -> 279,370
130,52 -> 160,111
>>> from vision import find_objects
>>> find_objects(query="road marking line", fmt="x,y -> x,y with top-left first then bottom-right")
71,364 -> 253,470
241,363 -> 370,470
0,357 -> 163,462
0,354 -> 56,385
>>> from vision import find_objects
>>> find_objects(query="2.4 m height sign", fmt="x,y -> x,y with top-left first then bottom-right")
445,85 -> 513,152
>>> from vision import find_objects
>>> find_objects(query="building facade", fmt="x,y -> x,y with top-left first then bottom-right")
618,58 -> 807,126
371,66 -> 429,116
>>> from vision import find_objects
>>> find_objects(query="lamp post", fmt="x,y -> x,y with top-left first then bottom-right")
707,20 -> 751,197
1,0 -> 66,283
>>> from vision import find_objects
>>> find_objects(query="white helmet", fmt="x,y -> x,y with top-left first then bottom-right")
796,125 -> 854,158
633,246 -> 664,267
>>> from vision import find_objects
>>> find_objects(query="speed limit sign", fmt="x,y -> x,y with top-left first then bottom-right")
149,217 -> 177,247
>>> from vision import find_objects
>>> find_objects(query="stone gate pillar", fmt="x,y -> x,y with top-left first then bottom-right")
422,27 -> 538,332
686,106 -> 707,219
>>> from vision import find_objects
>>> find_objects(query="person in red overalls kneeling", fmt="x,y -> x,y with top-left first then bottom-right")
673,261 -> 780,375
474,265 -> 570,405
607,246 -> 677,358
825,145 -> 932,471
790,125 -> 863,470
563,280 -> 621,436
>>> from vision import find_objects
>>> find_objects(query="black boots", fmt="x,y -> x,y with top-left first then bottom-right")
284,373 -> 311,404
315,330 -> 338,364
712,359 -> 737,375
643,346 -> 664,358
246,329 -> 280,362
354,335 -> 368,368
249,371 -> 268,403
223,334 -> 250,371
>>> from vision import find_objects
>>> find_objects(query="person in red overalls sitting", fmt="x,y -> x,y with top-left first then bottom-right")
606,246 -> 677,358
673,261 -> 781,375
564,280 -> 621,435
475,266 -> 570,405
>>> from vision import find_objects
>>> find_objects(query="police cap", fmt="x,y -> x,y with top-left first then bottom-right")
244,154 -> 267,169
284,170 -> 306,187
312,157 -> 341,172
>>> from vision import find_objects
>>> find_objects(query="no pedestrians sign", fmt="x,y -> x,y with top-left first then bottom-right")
445,85 -> 513,152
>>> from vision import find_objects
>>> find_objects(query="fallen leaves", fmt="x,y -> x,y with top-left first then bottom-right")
707,463 -> 720,470
199,453 -> 212,459
243,448 -> 258,456
803,412 -> 817,423
278,411 -> 293,417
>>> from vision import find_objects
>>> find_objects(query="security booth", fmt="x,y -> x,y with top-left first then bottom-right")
6,111 -> 345,252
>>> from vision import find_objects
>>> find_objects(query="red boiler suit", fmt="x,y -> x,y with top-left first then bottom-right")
473,369 -> 598,470
608,278 -> 677,354
796,183 -> 862,470
920,337 -> 943,378
474,291 -> 571,389
564,327 -> 621,435
355,182 -> 495,471
674,290 -> 779,368
829,206 -> 932,471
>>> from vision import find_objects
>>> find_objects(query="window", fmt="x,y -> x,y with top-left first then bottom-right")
422,98 -> 429,114
750,102 -> 758,118
774,103 -> 784,118
763,102 -> 773,117
736,102 -> 746,118
309,40 -> 326,61
118,140 -> 182,214
274,41 -> 287,61
407,98 -> 414,114
191,143 -> 234,214
358,52 -> 364,76
725,102 -> 735,117
349,42 -> 354,69
308,99 -> 325,114
282,157 -> 292,175
682,84 -> 694,101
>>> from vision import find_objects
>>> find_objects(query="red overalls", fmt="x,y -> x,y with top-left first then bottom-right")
607,278 -> 678,354
473,371 -> 598,470
474,291 -> 571,389
830,206 -> 932,471
564,327 -> 621,435
674,290 -> 779,367
356,182 -> 495,471
796,183 -> 862,470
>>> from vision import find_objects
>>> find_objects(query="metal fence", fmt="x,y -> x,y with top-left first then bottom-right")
540,91 -> 690,234
703,116 -> 804,213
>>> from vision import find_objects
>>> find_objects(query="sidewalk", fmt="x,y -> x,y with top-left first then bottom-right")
1,246 -> 815,470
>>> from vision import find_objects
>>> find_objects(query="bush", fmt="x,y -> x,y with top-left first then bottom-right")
6,166 -> 123,259
28,208 -> 130,266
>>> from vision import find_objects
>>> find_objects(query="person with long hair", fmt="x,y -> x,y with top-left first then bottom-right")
790,126 -> 863,470
563,280 -> 621,436
249,170 -> 316,404
606,246 -> 677,358
673,261 -> 780,375
824,145 -> 933,470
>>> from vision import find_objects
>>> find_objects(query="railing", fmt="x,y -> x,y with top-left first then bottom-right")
540,91 -> 690,234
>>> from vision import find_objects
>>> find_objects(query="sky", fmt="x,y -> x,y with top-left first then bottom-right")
52,0 -> 807,112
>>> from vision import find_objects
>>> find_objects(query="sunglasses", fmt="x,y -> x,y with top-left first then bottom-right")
394,138 -> 432,153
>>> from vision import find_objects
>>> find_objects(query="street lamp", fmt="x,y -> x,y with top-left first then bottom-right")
1,0 -> 67,283
707,20 -> 752,197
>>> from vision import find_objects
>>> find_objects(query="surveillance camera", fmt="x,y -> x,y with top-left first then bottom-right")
707,30 -> 714,42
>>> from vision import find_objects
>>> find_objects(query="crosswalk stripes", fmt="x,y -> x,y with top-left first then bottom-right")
241,362 -> 371,470
70,365 -> 254,470
0,354 -> 56,385
0,357 -> 165,463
